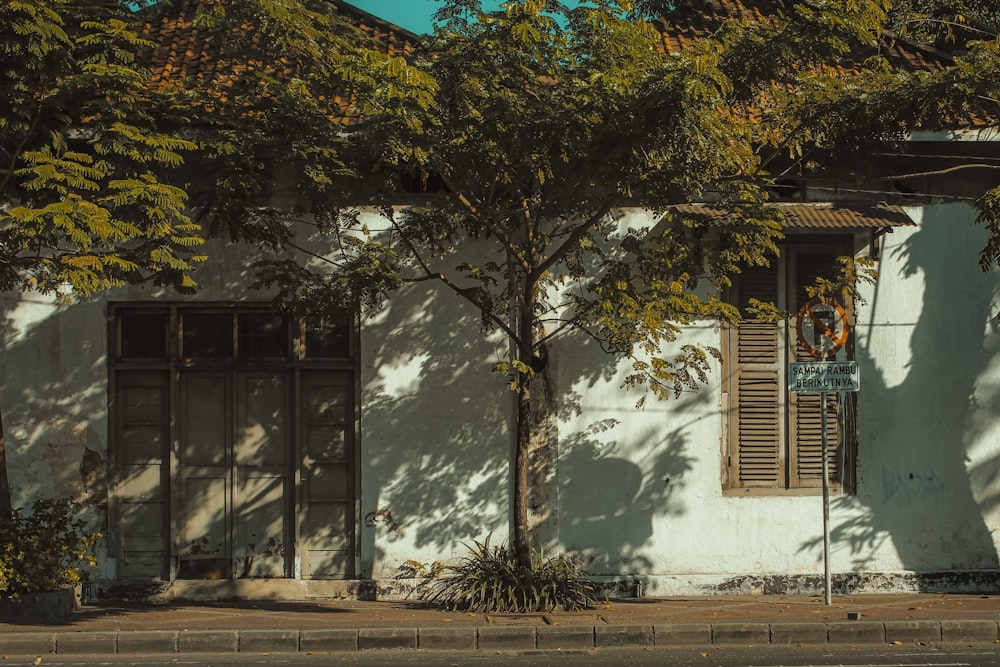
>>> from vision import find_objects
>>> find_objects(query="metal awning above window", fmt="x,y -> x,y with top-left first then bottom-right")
665,203 -> 916,230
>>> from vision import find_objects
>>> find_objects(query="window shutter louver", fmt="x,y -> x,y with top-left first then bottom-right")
789,252 -> 843,488
728,265 -> 783,487
724,237 -> 857,494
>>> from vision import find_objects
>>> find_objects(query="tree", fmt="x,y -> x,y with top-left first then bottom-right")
0,0 -> 206,514
254,0 -> 903,570
104,0 -> 997,583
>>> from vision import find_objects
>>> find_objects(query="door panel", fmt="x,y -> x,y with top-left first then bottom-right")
300,371 -> 355,578
236,474 -> 287,577
234,373 -> 291,578
115,371 -> 169,579
178,375 -> 231,578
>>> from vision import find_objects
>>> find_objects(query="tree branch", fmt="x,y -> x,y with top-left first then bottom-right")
438,171 -> 533,274
390,215 -> 520,343
531,194 -> 620,281
886,163 -> 1000,180
0,103 -> 45,195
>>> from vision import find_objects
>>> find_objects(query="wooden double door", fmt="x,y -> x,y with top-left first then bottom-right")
115,368 -> 355,581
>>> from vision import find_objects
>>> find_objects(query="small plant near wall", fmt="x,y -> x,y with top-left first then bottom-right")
0,498 -> 102,600
430,535 -> 601,613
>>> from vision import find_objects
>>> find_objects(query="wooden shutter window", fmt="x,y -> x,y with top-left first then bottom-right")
789,252 -> 845,489
727,265 -> 783,488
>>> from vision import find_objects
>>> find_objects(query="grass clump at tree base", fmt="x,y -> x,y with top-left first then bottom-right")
430,535 -> 601,613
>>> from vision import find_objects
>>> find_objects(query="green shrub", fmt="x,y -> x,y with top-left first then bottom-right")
431,535 -> 601,613
0,498 -> 102,599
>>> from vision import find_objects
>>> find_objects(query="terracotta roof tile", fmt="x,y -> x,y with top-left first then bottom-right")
138,0 -> 420,92
653,0 -> 946,72
652,0 -> 991,128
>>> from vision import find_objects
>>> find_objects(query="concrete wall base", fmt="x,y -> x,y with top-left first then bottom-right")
84,570 -> 1000,603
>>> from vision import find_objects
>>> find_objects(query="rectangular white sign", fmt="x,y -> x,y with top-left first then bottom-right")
788,361 -> 860,393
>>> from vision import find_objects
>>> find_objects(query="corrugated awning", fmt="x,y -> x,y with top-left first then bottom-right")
665,203 -> 915,229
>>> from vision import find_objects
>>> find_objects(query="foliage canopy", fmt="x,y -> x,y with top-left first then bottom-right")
0,0 -> 206,298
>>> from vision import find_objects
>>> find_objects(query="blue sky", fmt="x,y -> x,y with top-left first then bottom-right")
344,1 -> 511,35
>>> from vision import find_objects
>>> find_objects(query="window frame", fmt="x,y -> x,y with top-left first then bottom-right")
722,233 -> 859,496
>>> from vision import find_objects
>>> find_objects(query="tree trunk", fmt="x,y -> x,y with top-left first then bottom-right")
513,373 -> 533,570
511,293 -> 540,571
512,295 -> 556,571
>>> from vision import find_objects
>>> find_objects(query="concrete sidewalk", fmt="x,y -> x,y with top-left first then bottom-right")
2,593 -> 1000,655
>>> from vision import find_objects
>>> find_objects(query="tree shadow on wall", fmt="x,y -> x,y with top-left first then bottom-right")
557,412 -> 696,576
357,238 -> 705,581
800,207 -> 1000,590
0,296 -> 110,517
358,272 -> 513,578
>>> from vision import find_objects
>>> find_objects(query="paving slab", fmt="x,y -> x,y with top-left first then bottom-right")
3,593 -> 1000,654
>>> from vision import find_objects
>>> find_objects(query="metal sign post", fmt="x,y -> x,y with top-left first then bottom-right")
821,387 -> 831,605
790,299 -> 859,606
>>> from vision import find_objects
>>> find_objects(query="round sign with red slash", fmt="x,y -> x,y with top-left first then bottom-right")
796,298 -> 849,359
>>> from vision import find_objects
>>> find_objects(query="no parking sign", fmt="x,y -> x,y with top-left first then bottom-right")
796,298 -> 849,359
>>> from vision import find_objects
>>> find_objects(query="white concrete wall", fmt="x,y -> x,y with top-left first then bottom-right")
357,243 -> 513,581
545,202 -> 1000,593
3,203 -> 1000,595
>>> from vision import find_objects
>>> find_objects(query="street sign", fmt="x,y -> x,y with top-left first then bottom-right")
787,356 -> 860,607
796,298 -> 849,359
788,360 -> 860,393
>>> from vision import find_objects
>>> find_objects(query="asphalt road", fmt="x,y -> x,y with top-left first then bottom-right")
10,645 -> 1000,667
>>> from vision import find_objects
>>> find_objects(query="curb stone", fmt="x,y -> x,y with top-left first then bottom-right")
477,626 -> 536,650
0,633 -> 55,656
884,620 -> 941,644
2,618 -> 1000,655
941,619 -> 999,643
596,625 -> 654,647
536,625 -> 594,650
827,620 -> 885,644
418,627 -> 477,651
55,630 -> 119,655
240,629 -> 300,653
712,623 -> 771,644
116,630 -> 178,654
178,629 -> 239,653
769,622 -> 828,644
358,627 -> 417,650
300,628 -> 358,652
654,623 -> 712,645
